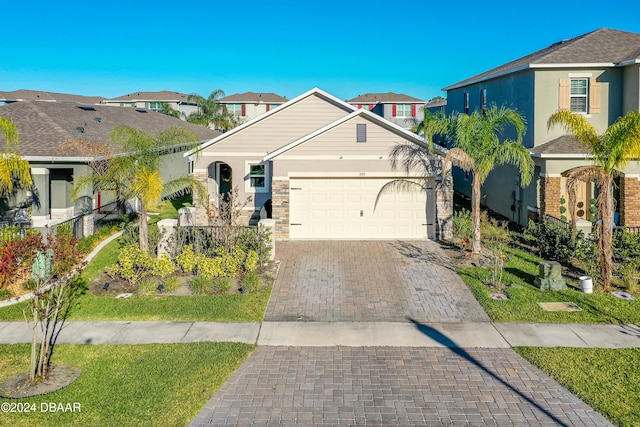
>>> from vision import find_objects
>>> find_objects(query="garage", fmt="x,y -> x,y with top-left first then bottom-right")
289,177 -> 433,239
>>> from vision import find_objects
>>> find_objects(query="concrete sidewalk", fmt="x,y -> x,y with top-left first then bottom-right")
1,320 -> 639,348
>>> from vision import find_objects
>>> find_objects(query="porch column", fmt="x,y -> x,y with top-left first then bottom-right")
192,169 -> 211,226
539,174 -> 561,218
30,168 -> 50,221
620,175 -> 640,226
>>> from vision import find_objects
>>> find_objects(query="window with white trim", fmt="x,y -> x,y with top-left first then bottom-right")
570,79 -> 588,113
249,164 -> 266,189
395,104 -> 412,117
227,103 -> 243,116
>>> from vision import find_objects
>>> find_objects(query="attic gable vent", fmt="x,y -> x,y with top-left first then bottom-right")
136,108 -> 147,113
356,123 -> 367,143
76,126 -> 85,133
78,105 -> 96,111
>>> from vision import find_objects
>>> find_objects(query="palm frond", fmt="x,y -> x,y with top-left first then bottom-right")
0,152 -> 33,196
604,110 -> 640,171
373,179 -> 425,211
547,110 -> 599,150
0,117 -> 19,146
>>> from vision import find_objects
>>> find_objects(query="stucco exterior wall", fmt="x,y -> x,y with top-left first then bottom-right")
534,68 -> 622,145
622,64 -> 640,114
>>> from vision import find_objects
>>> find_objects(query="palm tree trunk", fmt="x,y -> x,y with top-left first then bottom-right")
471,174 -> 482,254
599,176 -> 614,292
139,204 -> 149,253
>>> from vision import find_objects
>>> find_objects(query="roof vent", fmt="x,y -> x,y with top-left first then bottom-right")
136,108 -> 147,113
78,105 -> 96,111
76,126 -> 85,133
94,116 -> 101,123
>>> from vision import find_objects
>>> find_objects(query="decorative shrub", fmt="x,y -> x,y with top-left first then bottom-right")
106,244 -> 154,286
189,275 -> 213,295
523,218 -> 580,264
452,209 -> 473,241
613,229 -> 640,263
212,277 -> 232,294
234,227 -> 272,265
241,272 -> 261,293
244,250 -> 259,272
152,254 -> 175,278
137,278 -> 159,295
162,276 -> 181,292
176,244 -> 205,273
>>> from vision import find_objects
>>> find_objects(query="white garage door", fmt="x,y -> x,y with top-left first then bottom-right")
289,177 -> 429,239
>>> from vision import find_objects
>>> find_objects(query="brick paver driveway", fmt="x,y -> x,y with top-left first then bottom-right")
190,240 -> 612,426
265,240 -> 490,323
190,346 -> 610,427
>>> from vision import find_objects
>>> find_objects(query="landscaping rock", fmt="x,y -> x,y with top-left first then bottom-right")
534,261 -> 567,291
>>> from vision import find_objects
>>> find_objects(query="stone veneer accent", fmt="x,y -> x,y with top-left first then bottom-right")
436,172 -> 453,241
271,179 -> 290,241
193,171 -> 212,226
539,176 -> 561,218
620,176 -> 640,226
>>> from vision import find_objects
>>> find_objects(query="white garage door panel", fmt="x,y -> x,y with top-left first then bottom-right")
290,178 -> 428,239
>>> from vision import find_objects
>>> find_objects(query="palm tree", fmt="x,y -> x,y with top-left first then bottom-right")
157,103 -> 180,119
60,126 -> 206,253
187,89 -> 233,131
548,110 -> 640,292
0,116 -> 32,197
446,106 -> 534,254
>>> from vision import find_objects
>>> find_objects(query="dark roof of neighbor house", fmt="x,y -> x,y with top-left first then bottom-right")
445,28 -> 640,90
346,92 -> 425,103
0,101 -> 220,158
0,89 -> 105,105
529,135 -> 590,156
218,92 -> 288,103
107,90 -> 194,103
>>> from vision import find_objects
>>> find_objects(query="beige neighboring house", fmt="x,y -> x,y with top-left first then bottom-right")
0,89 -> 105,106
346,92 -> 426,130
0,101 -> 219,234
217,92 -> 288,122
444,28 -> 640,227
186,88 -> 452,241
102,90 -> 198,120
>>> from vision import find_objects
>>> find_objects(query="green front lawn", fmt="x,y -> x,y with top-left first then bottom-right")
0,289 -> 270,322
457,243 -> 640,324
515,347 -> 640,427
0,342 -> 254,427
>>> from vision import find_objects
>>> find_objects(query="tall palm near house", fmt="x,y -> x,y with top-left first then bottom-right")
61,126 -> 205,253
0,116 -> 32,197
446,106 -> 534,254
187,89 -> 233,131
548,110 -> 640,292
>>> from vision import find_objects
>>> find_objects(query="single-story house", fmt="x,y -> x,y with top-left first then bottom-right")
0,101 -> 219,233
186,88 -> 452,241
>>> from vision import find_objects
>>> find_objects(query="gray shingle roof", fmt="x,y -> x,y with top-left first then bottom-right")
346,92 -> 425,103
529,135 -> 590,156
0,89 -> 105,104
0,101 -> 220,158
107,90 -> 194,102
218,92 -> 287,103
445,28 -> 640,90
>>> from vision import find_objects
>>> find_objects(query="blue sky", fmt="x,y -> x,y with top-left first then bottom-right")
2,1 -> 639,101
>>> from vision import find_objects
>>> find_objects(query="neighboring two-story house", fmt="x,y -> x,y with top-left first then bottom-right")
346,93 -> 426,130
102,91 -> 199,121
443,28 -> 640,227
217,92 -> 288,122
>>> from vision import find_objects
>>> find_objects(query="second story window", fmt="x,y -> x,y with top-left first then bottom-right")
464,92 -> 470,115
570,79 -> 588,113
395,104 -> 412,117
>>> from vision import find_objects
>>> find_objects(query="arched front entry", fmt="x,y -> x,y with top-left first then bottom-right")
208,161 -> 232,197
